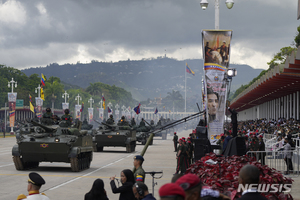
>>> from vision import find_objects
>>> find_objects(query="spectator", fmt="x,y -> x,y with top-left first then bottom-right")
110,169 -> 135,200
17,172 -> 50,200
284,137 -> 293,175
223,132 -> 232,151
132,182 -> 156,200
237,165 -> 267,200
85,179 -> 109,200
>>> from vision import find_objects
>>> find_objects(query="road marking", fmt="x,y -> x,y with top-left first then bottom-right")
0,163 -> 14,168
47,153 -> 136,191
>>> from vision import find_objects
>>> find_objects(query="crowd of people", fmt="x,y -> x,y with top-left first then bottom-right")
20,163 -> 269,200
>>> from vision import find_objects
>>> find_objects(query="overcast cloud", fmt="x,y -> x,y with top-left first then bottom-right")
0,0 -> 298,70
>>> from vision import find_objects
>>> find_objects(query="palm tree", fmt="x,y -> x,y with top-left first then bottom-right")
44,77 -> 64,111
164,90 -> 184,111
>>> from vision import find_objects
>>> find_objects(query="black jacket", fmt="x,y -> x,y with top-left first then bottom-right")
237,192 -> 268,200
110,180 -> 135,200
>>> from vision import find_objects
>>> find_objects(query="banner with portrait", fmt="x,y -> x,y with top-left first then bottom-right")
88,108 -> 93,123
99,108 -> 104,120
62,103 -> 69,111
202,30 -> 232,145
75,105 -> 82,119
8,93 -> 17,128
35,97 -> 43,118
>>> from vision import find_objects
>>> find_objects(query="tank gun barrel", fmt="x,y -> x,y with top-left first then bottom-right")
31,120 -> 56,132
101,122 -> 116,130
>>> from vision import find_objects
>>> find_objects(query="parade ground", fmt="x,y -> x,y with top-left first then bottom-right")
1,129 -> 300,200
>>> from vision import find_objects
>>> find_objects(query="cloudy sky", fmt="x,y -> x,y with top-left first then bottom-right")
0,0 -> 298,70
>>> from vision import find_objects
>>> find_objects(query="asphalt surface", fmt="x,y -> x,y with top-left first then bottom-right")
0,129 -> 191,200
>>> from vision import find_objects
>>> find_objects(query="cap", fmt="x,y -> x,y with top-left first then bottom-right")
134,155 -> 144,162
220,133 -> 224,137
188,141 -> 191,144
259,135 -> 263,138
182,137 -> 185,140
187,137 -> 191,139
174,132 -> 176,135
175,173 -> 201,191
28,172 -> 45,186
159,183 -> 186,198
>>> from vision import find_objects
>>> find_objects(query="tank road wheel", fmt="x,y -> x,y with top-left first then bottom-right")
13,156 -> 24,170
70,157 -> 79,172
97,146 -> 103,152
126,144 -> 131,153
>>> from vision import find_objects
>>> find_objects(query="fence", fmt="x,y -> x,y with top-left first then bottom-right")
247,148 -> 300,177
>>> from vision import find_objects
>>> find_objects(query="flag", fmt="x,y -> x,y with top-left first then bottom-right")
163,106 -> 165,110
29,94 -> 32,102
41,74 -> 46,86
134,103 -> 141,115
41,87 -> 45,100
108,107 -> 112,113
80,102 -> 84,112
186,63 -> 195,76
30,102 -> 35,113
169,110 -> 171,113
102,95 -> 106,109
154,108 -> 158,114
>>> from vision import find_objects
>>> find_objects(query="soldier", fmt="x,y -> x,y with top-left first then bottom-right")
118,116 -> 130,126
17,172 -> 50,200
133,155 -> 146,183
131,117 -> 136,126
42,108 -> 53,119
150,120 -> 154,126
175,139 -> 187,174
106,114 -> 114,125
61,109 -> 73,126
139,118 -> 146,127
187,137 -> 194,165
173,132 -> 178,152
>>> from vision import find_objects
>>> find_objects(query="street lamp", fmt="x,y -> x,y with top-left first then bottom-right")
200,0 -> 234,29
8,78 -> 17,134
62,91 -> 69,103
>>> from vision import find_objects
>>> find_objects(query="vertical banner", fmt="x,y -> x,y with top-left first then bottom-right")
8,93 -> 17,128
75,105 -> 82,119
62,103 -> 69,111
99,108 -> 104,120
115,110 -> 120,121
88,108 -> 93,123
202,30 -> 232,145
126,110 -> 131,120
35,97 -> 43,118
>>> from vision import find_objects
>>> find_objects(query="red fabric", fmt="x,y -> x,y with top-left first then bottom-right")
159,183 -> 185,198
175,173 -> 200,191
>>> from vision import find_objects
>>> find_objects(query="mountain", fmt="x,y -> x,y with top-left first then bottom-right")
21,57 -> 264,101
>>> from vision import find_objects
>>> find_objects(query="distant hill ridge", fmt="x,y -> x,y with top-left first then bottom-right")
21,57 -> 264,101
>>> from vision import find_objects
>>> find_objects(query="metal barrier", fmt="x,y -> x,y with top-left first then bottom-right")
264,133 -> 276,141
246,148 -> 300,177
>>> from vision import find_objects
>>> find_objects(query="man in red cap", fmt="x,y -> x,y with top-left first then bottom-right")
173,132 -> 178,152
175,139 -> 187,174
186,137 -> 194,165
159,183 -> 185,200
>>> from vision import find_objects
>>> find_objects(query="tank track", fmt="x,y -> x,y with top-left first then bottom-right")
70,152 -> 93,172
13,156 -> 39,170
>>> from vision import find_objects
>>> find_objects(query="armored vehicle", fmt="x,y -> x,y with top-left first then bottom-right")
135,125 -> 154,145
12,119 -> 93,172
93,122 -> 136,153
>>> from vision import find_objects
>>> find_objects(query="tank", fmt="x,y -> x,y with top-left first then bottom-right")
12,119 -> 93,172
134,125 -> 153,145
93,122 -> 136,153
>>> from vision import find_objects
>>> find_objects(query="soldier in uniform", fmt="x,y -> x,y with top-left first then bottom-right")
17,172 -> 50,200
106,114 -> 114,125
61,109 -> 73,126
173,132 -> 178,152
175,138 -> 187,174
139,118 -> 146,127
118,116 -> 130,126
131,117 -> 136,126
133,155 -> 146,183
42,108 -> 53,119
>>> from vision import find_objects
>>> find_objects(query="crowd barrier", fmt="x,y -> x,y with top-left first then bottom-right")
246,148 -> 300,177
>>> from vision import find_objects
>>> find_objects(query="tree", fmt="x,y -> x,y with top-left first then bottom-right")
44,76 -> 64,110
267,46 -> 296,69
164,90 -> 184,111
294,25 -> 300,48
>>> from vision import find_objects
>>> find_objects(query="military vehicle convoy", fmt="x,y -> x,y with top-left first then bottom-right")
12,119 -> 93,172
93,122 -> 136,153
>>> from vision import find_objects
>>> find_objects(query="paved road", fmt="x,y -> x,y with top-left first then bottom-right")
0,129 -> 191,200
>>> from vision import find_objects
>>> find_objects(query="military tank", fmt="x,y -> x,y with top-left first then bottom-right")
12,119 -> 93,172
93,122 -> 136,153
134,124 -> 154,145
